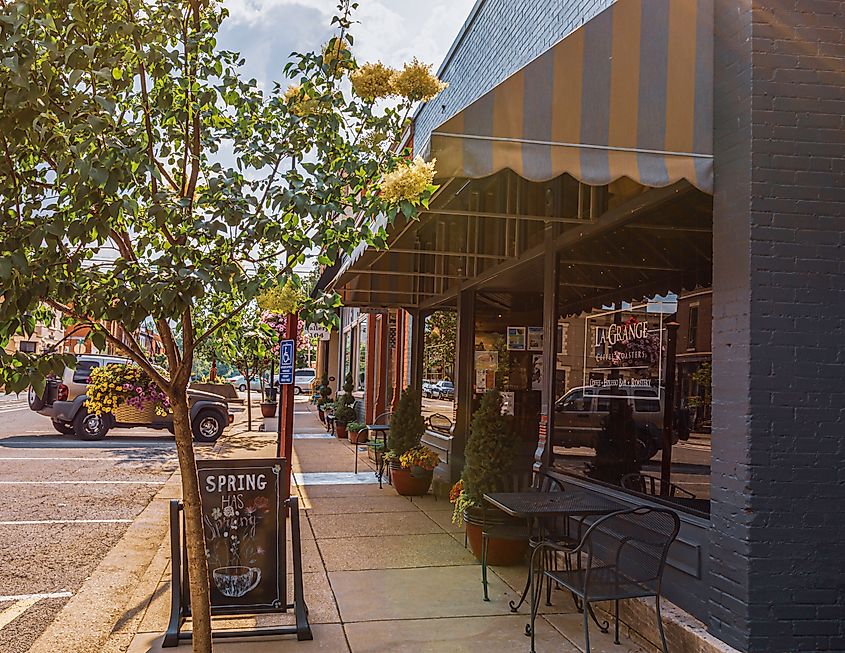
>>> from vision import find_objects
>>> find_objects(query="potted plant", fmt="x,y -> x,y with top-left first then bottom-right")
332,374 -> 356,439
260,386 -> 277,418
449,389 -> 525,565
347,421 -> 368,444
315,375 -> 332,423
386,388 -> 433,496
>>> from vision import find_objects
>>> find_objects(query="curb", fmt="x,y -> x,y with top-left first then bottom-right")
28,414 -> 254,653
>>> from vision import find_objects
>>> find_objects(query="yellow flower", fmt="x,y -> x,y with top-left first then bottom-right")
283,84 -> 316,117
322,38 -> 352,71
350,62 -> 396,101
380,156 -> 437,204
391,58 -> 447,102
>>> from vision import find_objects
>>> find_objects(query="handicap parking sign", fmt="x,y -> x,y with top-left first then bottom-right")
279,340 -> 295,385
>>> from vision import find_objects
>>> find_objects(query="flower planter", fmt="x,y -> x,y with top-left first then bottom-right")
464,506 -> 528,566
336,423 -> 348,439
348,429 -> 368,444
390,462 -> 432,496
260,402 -> 277,418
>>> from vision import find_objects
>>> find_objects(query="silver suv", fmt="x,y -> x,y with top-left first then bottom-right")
29,355 -> 232,442
553,385 -> 676,461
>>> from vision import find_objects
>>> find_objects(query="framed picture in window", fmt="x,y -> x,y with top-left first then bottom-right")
506,326 -> 526,351
527,327 -> 544,351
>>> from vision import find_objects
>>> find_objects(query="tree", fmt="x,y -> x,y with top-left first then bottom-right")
424,310 -> 457,380
0,1 -> 443,649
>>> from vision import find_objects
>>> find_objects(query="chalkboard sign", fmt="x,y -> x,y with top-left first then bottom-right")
196,458 -> 287,613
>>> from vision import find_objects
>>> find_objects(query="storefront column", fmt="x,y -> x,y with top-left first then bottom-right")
391,309 -> 405,410
535,228 -> 558,472
450,289 -> 475,484
374,313 -> 388,419
364,313 -> 377,423
408,310 -> 426,394
711,2 -> 845,650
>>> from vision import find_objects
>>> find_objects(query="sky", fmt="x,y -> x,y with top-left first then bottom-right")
219,0 -> 477,92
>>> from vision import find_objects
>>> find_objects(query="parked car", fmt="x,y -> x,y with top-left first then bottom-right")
553,385 -> 677,461
422,381 -> 434,398
227,374 -> 263,392
431,380 -> 455,401
292,368 -> 317,395
29,354 -> 233,442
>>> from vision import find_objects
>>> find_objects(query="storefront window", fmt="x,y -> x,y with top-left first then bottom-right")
552,293 -> 711,516
343,330 -> 353,381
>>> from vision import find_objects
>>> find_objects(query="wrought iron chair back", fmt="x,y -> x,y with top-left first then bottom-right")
583,507 -> 680,595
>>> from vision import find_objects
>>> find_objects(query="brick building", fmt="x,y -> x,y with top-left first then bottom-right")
320,1 -> 845,650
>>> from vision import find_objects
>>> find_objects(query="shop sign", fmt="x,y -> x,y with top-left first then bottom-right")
304,324 -> 330,341
197,458 -> 286,611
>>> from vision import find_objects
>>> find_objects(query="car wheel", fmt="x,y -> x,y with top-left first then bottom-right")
29,386 -> 46,411
192,410 -> 225,443
238,384 -> 247,392
73,409 -> 109,441
293,386 -> 302,395
51,420 -> 75,436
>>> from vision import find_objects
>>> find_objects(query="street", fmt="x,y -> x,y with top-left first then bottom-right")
0,395 -> 179,653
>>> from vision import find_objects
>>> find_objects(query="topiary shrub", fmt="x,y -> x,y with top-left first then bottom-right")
332,374 -> 356,425
461,389 -> 516,504
387,387 -> 425,456
316,375 -> 333,408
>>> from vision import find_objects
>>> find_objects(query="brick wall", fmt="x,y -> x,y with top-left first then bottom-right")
414,0 -> 615,153
711,0 -> 845,650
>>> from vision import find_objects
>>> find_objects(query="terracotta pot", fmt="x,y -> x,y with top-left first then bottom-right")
348,429 -> 368,444
260,402 -> 276,418
336,423 -> 348,439
390,463 -> 432,496
464,507 -> 528,566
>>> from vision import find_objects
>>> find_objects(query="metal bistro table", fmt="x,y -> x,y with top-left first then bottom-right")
483,488 -> 624,616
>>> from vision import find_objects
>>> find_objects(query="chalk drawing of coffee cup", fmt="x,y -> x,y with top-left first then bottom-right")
213,566 -> 261,598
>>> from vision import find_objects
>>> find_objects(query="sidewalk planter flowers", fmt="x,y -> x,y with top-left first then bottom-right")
347,421 -> 368,444
87,363 -> 170,421
386,387 -> 430,496
389,446 -> 438,496
450,389 -> 526,566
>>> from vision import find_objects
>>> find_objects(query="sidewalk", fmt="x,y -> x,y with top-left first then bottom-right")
120,400 -> 648,652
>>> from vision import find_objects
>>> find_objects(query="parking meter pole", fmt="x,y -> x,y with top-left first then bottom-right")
277,312 -> 298,501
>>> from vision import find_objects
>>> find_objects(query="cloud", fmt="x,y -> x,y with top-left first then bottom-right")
219,0 -> 476,91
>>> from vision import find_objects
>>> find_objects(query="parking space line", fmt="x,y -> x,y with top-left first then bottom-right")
0,457 -> 177,462
0,591 -> 72,603
0,519 -> 133,525
0,480 -> 165,485
0,597 -> 41,631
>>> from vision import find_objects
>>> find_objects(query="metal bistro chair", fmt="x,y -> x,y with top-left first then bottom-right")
621,473 -> 696,499
481,471 -> 578,609
529,507 -> 681,653
365,411 -> 391,488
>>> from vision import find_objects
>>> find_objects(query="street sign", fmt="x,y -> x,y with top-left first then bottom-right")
279,339 -> 295,385
304,324 -> 330,341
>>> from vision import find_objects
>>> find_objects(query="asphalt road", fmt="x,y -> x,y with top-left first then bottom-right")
0,395 -> 179,653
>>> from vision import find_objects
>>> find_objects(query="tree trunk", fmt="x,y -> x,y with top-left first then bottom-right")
246,362 -> 252,432
209,353 -> 217,382
171,391 -> 213,652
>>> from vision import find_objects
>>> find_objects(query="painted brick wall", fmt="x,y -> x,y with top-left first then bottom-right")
414,0 -> 615,153
711,0 -> 845,651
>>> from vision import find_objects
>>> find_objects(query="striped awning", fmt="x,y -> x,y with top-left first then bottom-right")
428,0 -> 713,193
